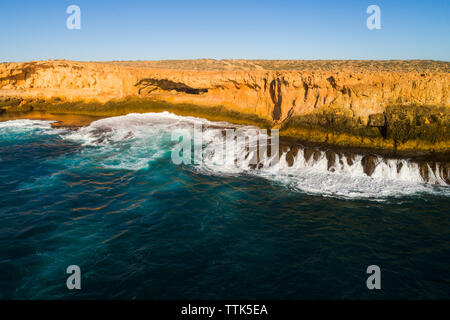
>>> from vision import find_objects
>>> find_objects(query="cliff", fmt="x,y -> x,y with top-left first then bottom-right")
1,60 -> 449,153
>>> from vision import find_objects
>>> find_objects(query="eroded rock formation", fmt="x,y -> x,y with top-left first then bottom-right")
0,59 -> 449,153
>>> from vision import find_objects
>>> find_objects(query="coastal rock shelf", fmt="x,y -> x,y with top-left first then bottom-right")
276,147 -> 449,185
0,59 -> 449,154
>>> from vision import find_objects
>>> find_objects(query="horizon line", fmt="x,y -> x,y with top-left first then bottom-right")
2,58 -> 450,63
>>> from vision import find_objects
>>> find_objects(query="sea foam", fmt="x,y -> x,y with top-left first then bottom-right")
59,112 -> 449,200
2,113 -> 447,200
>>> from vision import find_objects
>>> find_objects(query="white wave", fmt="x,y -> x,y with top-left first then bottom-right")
258,156 -> 446,200
0,119 -> 55,129
16,112 -> 446,200
194,139 -> 449,199
61,112 -> 235,170
0,119 -> 67,139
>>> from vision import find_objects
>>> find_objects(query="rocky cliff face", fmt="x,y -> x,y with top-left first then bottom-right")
1,60 -> 449,153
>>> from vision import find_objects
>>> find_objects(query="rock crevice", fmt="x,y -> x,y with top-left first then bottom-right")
1,59 -> 449,153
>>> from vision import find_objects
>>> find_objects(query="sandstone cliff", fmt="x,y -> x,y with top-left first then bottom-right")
1,60 -> 449,153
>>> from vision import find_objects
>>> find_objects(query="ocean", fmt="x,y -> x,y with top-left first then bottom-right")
0,112 -> 449,299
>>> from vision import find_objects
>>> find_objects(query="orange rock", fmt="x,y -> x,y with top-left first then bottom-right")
0,60 -> 449,153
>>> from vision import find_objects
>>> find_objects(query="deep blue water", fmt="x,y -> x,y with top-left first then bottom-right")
0,114 -> 449,299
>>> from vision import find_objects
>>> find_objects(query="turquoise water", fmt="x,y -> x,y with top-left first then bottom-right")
0,113 -> 449,299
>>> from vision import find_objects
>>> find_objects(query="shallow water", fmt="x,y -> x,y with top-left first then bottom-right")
0,113 -> 449,299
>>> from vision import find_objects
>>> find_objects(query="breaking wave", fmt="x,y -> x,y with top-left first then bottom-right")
2,112 -> 449,200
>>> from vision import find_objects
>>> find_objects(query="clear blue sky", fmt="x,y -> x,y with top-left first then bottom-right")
1,0 -> 449,62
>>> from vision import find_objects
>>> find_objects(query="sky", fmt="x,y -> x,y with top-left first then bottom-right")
1,0 -> 449,62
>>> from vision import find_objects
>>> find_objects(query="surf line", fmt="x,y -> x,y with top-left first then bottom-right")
170,122 -> 280,167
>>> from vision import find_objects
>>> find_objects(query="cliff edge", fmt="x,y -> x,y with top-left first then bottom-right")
1,59 -> 449,153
